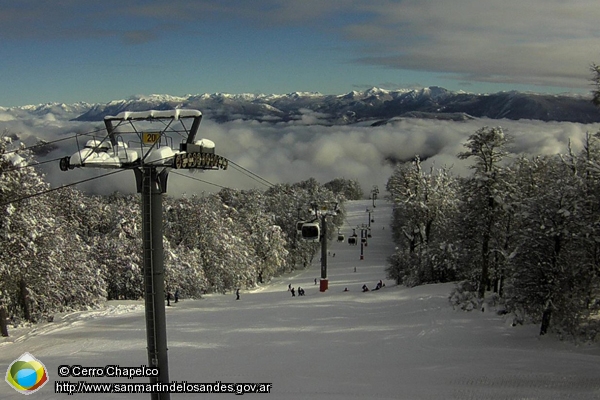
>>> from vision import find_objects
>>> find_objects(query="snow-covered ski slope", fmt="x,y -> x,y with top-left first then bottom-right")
2,200 -> 600,399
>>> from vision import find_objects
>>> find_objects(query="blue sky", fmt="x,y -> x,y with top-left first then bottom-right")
1,0 -> 599,106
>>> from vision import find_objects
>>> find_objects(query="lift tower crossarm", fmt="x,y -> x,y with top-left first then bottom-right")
104,109 -> 202,148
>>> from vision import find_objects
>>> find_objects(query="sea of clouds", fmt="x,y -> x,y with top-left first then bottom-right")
1,112 -> 599,198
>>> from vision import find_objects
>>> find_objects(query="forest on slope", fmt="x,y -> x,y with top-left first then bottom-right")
0,136 -> 363,329
386,126 -> 600,339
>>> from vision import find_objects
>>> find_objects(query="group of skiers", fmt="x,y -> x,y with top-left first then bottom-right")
362,280 -> 385,292
167,278 -> 385,304
167,279 -> 386,304
166,289 -> 180,306
288,284 -> 306,297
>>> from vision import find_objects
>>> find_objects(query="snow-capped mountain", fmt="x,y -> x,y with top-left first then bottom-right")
0,102 -> 92,122
5,87 -> 600,124
70,87 -> 600,124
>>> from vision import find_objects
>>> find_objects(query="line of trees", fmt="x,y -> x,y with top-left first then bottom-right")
386,126 -> 600,338
0,136 -> 356,330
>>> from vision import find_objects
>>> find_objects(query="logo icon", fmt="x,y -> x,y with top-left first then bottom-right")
5,352 -> 49,395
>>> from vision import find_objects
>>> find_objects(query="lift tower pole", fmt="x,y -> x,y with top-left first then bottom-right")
320,212 -> 328,292
357,224 -> 370,261
305,203 -> 338,292
371,186 -> 379,208
137,166 -> 169,398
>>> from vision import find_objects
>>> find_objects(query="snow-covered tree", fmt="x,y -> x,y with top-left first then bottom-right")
43,186 -> 107,310
93,193 -> 143,300
217,188 -> 289,284
505,155 -> 592,335
163,237 -> 207,299
164,194 -> 254,293
592,63 -> 600,107
324,178 -> 363,200
264,184 -> 317,271
457,127 -> 512,299
0,137 -> 78,321
386,156 -> 459,285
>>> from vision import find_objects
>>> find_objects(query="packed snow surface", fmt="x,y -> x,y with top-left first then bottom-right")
2,201 -> 599,399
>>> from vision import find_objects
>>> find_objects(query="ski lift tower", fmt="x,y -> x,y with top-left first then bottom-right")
357,223 -> 370,260
303,202 -> 338,292
371,185 -> 379,208
59,109 -> 227,400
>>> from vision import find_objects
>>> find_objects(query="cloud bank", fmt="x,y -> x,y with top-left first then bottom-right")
3,114 -> 599,198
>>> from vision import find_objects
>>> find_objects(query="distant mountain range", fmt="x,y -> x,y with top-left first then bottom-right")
2,87 -> 600,125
